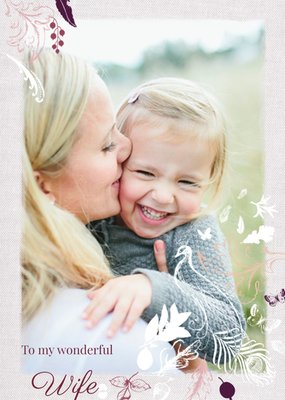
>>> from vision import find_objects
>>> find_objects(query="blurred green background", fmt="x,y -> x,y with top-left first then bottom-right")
66,20 -> 265,345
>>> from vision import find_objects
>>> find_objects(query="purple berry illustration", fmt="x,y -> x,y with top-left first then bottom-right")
218,377 -> 235,400
49,18 -> 65,54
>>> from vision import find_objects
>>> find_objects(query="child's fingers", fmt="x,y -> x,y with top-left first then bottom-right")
83,289 -> 105,317
87,289 -> 99,299
82,295 -> 113,328
85,296 -> 115,328
122,300 -> 145,333
154,240 -> 168,273
106,296 -> 133,337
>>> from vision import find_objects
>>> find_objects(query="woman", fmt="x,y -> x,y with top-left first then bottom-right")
22,49 -> 174,374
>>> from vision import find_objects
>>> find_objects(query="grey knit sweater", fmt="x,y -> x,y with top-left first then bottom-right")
90,214 -> 246,364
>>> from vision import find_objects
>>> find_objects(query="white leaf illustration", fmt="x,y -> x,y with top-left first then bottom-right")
6,54 -> 45,103
237,216 -> 245,234
158,341 -> 198,373
170,304 -> 191,327
212,329 -> 242,369
250,195 -> 278,218
242,225 -> 274,244
145,314 -> 159,342
232,339 -> 275,384
137,347 -> 153,370
144,304 -> 191,345
264,319 -> 281,333
153,382 -> 171,400
159,326 -> 191,342
270,340 -> 285,355
237,188 -> 248,199
219,205 -> 232,223
159,305 -> 169,335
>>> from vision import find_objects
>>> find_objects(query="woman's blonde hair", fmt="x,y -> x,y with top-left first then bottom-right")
116,77 -> 228,214
22,49 -> 112,323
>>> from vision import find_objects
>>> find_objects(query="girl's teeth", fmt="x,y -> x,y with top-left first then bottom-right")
141,206 -> 168,220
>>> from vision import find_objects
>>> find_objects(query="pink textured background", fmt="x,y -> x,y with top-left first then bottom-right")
0,1 -> 284,399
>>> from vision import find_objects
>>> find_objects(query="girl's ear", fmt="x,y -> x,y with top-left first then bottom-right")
33,171 -> 56,204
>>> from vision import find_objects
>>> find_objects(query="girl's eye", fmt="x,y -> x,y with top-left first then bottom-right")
102,142 -> 116,152
136,170 -> 154,177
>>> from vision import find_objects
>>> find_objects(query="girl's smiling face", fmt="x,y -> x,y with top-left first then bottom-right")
119,120 -> 214,238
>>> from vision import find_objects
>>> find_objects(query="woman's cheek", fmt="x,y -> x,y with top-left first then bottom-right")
119,176 -> 137,208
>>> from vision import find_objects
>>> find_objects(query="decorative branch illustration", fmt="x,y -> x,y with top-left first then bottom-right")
4,0 -> 54,60
6,53 -> 45,102
264,246 -> 285,273
158,340 -> 199,374
137,304 -> 191,371
247,303 -> 281,333
250,195 -> 278,218
49,18 -> 65,53
55,0 -> 77,27
213,335 -> 275,385
233,262 -> 263,304
185,363 -> 212,400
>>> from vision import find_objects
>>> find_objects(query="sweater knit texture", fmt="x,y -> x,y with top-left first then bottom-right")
90,214 -> 246,364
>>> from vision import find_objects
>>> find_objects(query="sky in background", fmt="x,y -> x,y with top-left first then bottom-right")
61,19 -> 263,66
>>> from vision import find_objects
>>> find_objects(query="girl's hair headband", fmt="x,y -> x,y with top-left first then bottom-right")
127,92 -> 140,104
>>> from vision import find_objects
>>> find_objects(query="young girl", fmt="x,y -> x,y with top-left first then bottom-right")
86,78 -> 246,367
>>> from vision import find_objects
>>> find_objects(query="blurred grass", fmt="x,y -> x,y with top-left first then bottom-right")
99,50 -> 265,346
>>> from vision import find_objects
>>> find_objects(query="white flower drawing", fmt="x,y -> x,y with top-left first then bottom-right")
242,225 -> 274,244
137,304 -> 191,370
219,205 -> 232,223
250,195 -> 278,218
237,188 -> 248,199
237,216 -> 245,234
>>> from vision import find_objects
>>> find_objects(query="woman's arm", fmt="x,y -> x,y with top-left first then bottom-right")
22,288 -> 174,374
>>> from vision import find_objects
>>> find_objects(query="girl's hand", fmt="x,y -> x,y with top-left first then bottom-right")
83,274 -> 152,337
154,240 -> 168,272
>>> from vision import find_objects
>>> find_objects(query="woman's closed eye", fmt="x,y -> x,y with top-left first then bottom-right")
102,142 -> 117,152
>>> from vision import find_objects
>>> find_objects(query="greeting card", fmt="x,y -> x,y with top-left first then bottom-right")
1,1 -> 285,400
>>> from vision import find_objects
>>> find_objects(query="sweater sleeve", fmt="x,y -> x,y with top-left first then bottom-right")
132,215 -> 246,365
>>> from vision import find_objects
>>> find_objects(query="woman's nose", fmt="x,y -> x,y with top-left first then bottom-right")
151,185 -> 174,205
117,132 -> 131,163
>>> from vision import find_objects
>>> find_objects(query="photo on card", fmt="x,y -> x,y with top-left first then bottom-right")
18,17 -> 273,385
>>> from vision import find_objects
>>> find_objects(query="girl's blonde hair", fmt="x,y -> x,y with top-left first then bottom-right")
22,49 -> 112,323
117,77 -> 228,213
